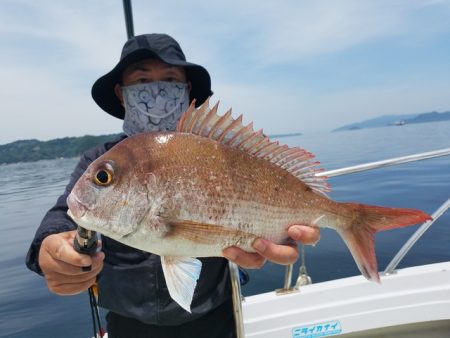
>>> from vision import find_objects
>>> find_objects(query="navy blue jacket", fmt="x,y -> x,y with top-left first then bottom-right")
25,135 -> 231,325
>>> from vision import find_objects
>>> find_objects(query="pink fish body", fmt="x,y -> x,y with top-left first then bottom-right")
67,100 -> 431,311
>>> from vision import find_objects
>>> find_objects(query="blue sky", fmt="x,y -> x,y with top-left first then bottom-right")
1,0 -> 450,145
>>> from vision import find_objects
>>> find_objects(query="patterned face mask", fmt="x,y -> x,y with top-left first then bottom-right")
122,81 -> 189,135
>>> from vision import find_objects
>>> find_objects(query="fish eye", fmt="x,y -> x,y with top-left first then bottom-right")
93,163 -> 114,186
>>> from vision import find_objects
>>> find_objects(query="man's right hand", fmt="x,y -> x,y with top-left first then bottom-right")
39,230 -> 104,295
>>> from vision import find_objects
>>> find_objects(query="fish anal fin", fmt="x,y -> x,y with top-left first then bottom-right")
161,256 -> 202,313
338,227 -> 380,282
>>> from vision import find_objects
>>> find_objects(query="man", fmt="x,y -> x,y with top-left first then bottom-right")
26,33 -> 320,337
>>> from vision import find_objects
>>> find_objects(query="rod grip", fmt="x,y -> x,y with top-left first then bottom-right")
73,226 -> 98,270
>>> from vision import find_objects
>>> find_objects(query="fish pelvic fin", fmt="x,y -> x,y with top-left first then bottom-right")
337,203 -> 432,282
160,256 -> 202,313
177,99 -> 330,196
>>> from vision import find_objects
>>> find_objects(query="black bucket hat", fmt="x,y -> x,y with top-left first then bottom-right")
91,33 -> 212,119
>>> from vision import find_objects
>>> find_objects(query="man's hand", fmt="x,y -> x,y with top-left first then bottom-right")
223,225 -> 320,269
39,230 -> 104,295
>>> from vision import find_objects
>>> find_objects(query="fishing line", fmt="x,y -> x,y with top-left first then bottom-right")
88,287 -> 97,338
88,285 -> 105,338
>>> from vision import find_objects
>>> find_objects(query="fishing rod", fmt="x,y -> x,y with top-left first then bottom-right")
123,0 -> 135,39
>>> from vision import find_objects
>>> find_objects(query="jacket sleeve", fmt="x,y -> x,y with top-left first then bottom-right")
25,136 -> 125,275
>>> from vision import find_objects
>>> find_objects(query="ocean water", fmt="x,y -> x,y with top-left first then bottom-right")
0,121 -> 449,338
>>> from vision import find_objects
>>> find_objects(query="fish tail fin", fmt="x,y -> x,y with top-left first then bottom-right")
337,203 -> 431,282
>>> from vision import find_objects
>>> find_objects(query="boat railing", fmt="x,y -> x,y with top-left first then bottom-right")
229,147 -> 450,338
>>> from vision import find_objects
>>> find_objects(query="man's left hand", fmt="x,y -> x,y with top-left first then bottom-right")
222,225 -> 320,269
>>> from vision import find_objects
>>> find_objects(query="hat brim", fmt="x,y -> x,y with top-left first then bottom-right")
91,49 -> 212,119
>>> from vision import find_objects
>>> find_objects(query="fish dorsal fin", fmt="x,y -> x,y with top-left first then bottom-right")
177,100 -> 329,195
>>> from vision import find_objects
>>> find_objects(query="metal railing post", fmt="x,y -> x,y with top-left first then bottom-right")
229,261 -> 245,338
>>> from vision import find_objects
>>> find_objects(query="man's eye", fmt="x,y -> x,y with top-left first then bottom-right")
138,78 -> 149,83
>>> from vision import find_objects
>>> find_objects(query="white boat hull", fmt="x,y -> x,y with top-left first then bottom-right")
243,262 -> 450,337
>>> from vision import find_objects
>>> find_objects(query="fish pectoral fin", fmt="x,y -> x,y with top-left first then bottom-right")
161,256 -> 202,313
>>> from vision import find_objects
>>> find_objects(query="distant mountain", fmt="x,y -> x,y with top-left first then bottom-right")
407,111 -> 450,124
0,134 -> 122,165
334,110 -> 450,132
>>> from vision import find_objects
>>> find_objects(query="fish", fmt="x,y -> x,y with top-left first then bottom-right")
67,99 -> 431,312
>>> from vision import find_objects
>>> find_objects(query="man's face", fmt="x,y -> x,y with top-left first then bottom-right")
115,58 -> 190,103
122,58 -> 187,85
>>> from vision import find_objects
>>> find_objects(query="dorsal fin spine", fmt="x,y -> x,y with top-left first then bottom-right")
177,101 -> 196,132
276,148 -> 308,166
198,102 -> 219,136
208,109 -> 232,138
307,182 -> 331,193
280,152 -> 312,169
226,121 -> 252,146
217,115 -> 243,142
263,144 -> 289,161
254,141 -> 279,157
271,147 -> 294,163
188,98 -> 210,133
292,161 -> 321,176
253,137 -> 278,157
236,127 -> 260,149
249,136 -> 270,155
284,158 -> 316,172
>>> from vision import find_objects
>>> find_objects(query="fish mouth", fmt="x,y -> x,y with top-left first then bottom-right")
67,193 -> 87,220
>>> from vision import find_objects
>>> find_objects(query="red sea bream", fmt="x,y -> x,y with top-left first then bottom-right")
67,100 -> 431,312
